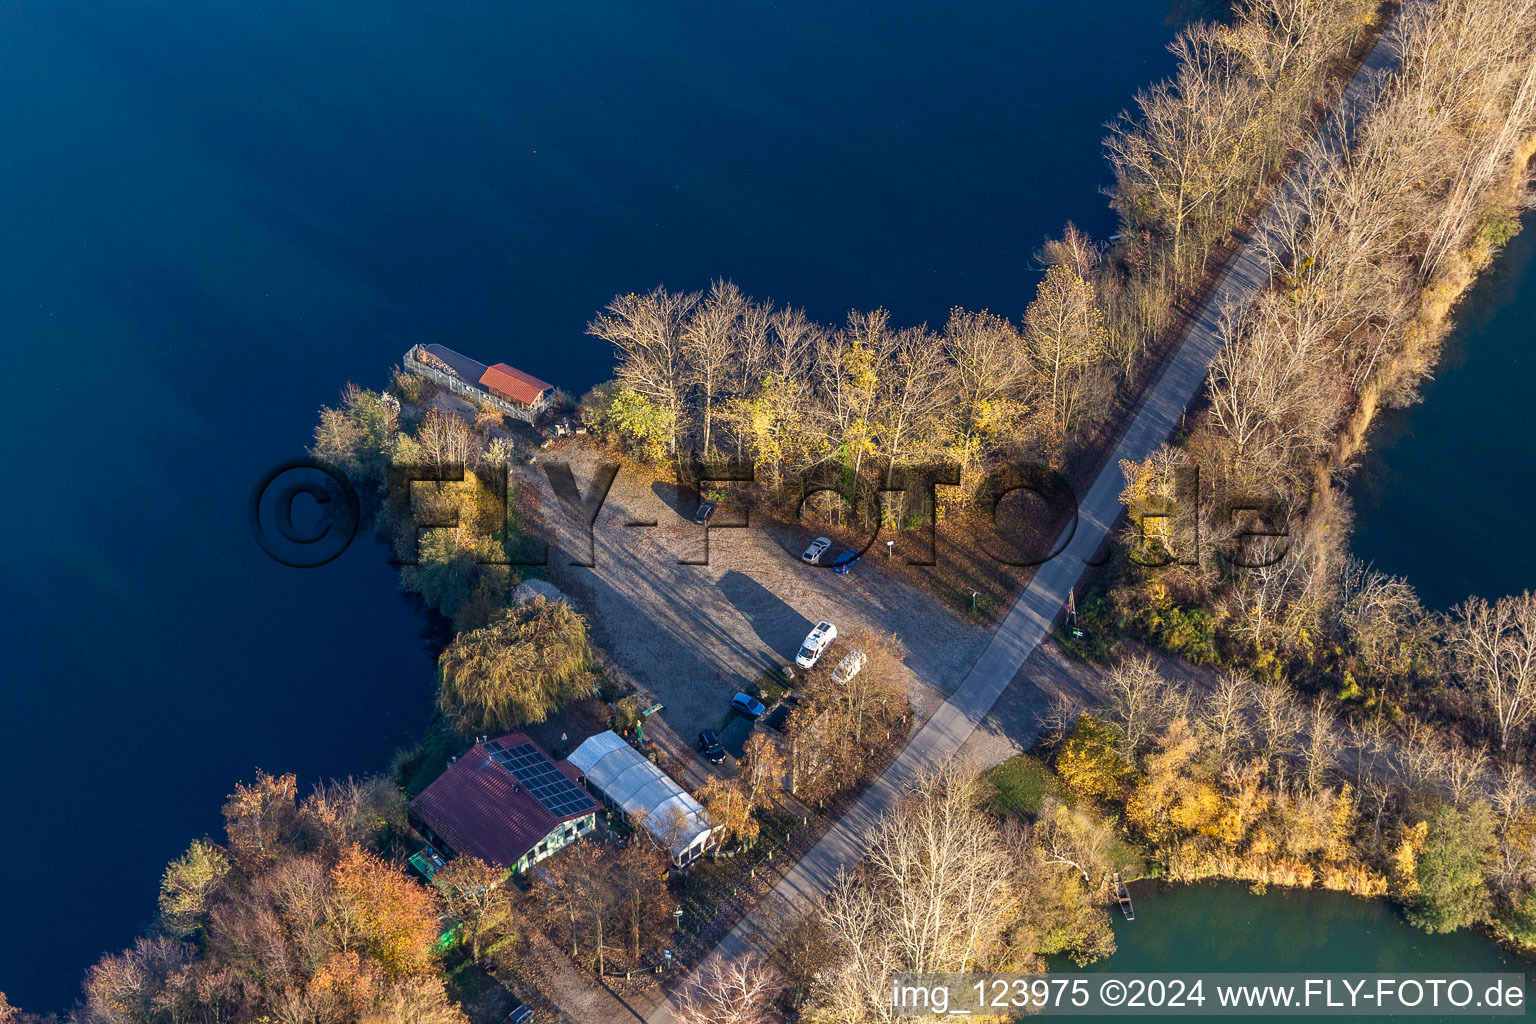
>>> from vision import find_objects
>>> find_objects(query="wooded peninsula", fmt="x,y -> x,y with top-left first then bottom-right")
8,0 -> 1536,1022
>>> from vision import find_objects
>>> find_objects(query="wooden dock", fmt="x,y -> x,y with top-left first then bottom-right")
1112,872 -> 1135,920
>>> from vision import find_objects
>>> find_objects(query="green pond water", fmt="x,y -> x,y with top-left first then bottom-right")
1050,882 -> 1529,1021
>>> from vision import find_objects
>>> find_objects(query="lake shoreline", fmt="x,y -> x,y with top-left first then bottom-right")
1321,138 -> 1536,577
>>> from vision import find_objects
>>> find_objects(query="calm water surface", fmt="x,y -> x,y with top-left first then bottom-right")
1351,213 -> 1536,609
0,0 -> 1188,1009
1056,883 -> 1527,1022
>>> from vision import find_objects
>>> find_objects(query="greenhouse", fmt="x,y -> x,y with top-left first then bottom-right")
567,730 -> 716,865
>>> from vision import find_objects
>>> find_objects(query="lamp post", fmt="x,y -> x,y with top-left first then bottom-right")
971,590 -> 979,612
561,732 -> 569,758
886,539 -> 894,558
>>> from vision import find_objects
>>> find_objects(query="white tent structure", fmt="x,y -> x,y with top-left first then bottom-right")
512,579 -> 566,606
567,730 -> 716,865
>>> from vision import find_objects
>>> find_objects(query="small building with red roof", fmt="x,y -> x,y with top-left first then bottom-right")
403,343 -> 556,423
479,362 -> 553,408
409,732 -> 600,873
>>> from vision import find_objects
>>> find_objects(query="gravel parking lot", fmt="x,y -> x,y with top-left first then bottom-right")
517,446 -> 990,745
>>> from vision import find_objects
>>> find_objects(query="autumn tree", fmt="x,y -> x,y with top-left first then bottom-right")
588,286 -> 700,458
158,839 -> 231,937
297,775 -> 407,854
1199,669 -> 1255,766
311,383 -> 399,483
365,975 -> 473,1024
413,407 -> 478,471
81,937 -> 196,1024
805,761 -> 1022,1023
331,844 -> 445,981
1099,654 -> 1184,755
222,769 -> 298,868
1126,718 -> 1220,845
612,843 -> 671,961
1022,262 -> 1111,432
699,777 -> 759,848
536,842 -> 591,959
436,597 -> 596,732
542,841 -> 618,973
1034,797 -> 1115,882
814,629 -> 908,748
1056,716 -> 1137,800
1337,562 -> 1431,700
740,731 -> 786,809
435,855 -> 511,961
683,279 -> 750,458
1105,24 -> 1260,290
787,630 -> 910,803
939,307 -> 1028,470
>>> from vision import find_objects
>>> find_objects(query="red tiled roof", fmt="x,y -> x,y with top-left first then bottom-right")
479,363 -> 553,405
409,732 -> 596,868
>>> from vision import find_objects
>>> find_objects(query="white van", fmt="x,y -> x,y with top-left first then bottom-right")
795,621 -> 837,668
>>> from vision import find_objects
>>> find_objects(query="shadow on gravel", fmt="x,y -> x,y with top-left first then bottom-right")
652,480 -> 704,520
718,570 -> 813,663
718,714 -> 756,757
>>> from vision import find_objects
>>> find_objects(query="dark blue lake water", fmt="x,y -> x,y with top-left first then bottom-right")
0,0 -> 1190,1009
1352,212 -> 1536,610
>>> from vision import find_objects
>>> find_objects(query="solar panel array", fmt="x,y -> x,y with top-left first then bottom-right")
486,741 -> 595,818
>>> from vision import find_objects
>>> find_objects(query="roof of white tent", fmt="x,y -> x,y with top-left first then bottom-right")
568,731 -> 713,857
512,579 -> 566,606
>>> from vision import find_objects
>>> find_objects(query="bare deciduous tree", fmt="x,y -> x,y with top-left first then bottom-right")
1449,592 -> 1536,751
1100,654 -> 1183,754
1023,263 -> 1111,432
1201,669 -> 1255,764
807,761 -> 1021,1023
589,286 -> 701,458
674,954 -> 784,1024
683,279 -> 750,458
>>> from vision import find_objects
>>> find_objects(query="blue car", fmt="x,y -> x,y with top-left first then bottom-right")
731,692 -> 766,718
829,548 -> 860,575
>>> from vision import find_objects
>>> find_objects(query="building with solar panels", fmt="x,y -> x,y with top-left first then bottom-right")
567,730 -> 717,867
409,732 -> 600,875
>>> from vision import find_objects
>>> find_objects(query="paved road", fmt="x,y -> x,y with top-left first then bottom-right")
641,14 -> 1411,1021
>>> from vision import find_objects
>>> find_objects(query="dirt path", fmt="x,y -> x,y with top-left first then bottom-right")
522,928 -> 652,1024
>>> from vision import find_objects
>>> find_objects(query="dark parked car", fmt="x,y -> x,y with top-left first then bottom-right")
507,1007 -> 534,1024
694,498 -> 718,525
829,548 -> 860,575
698,729 -> 726,764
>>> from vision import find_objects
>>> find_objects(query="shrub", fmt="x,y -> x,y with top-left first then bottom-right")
436,598 -> 596,733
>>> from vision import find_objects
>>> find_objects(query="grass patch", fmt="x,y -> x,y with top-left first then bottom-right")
755,668 -> 791,703
986,754 -> 1148,877
984,755 -> 1065,819
441,951 -> 522,1024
